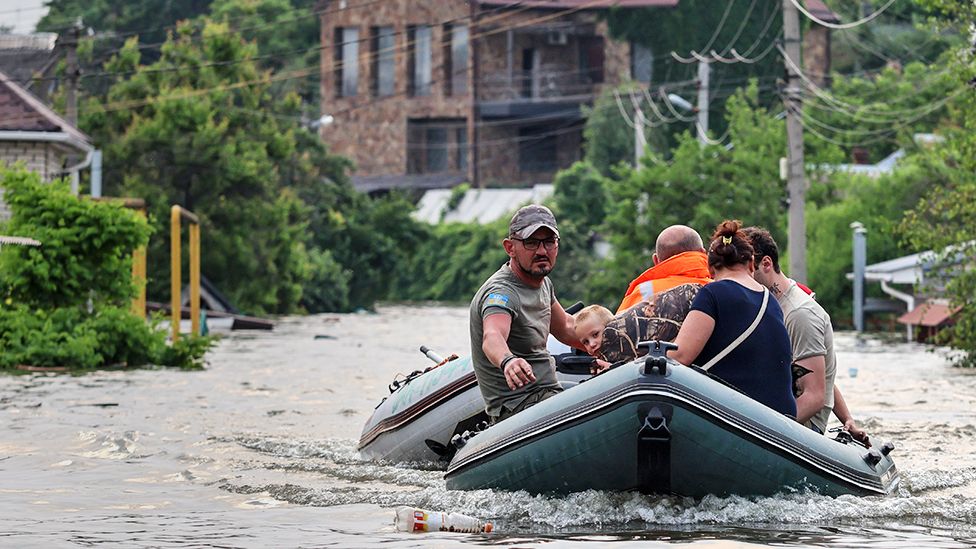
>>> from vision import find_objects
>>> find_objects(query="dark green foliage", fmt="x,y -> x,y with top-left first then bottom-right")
208,0 -> 320,102
398,220 -> 508,303
80,20 -> 421,314
892,0 -> 976,366
1,168 -> 150,308
604,0 -> 784,139
813,60 -> 960,163
38,0 -> 213,46
600,83 -> 841,309
547,162 -> 612,306
0,167 -> 212,369
82,23 -> 329,314
582,86 -> 668,176
806,166 -> 930,325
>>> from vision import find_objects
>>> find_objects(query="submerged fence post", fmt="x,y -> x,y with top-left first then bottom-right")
171,205 -> 201,341
851,221 -> 867,332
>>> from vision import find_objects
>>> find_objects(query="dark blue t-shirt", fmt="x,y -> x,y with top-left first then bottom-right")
690,280 -> 797,417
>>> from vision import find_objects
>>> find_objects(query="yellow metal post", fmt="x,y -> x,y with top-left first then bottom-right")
171,206 -> 181,341
189,223 -> 200,337
170,205 -> 202,341
131,208 -> 147,317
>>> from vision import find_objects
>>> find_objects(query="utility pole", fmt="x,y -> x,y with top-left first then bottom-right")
468,2 -> 481,188
782,0 -> 807,283
634,96 -> 646,166
850,221 -> 867,332
696,60 -> 710,145
61,18 -> 83,127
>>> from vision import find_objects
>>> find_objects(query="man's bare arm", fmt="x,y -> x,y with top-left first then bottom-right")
794,354 -> 827,424
549,299 -> 584,351
483,312 -> 535,390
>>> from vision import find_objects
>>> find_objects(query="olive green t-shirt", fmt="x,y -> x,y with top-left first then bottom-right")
469,263 -> 560,417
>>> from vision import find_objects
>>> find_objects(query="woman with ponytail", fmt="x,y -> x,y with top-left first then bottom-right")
668,220 -> 796,417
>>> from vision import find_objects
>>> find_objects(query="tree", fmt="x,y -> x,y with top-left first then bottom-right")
604,0 -> 784,140
894,0 -> 976,365
547,162 -> 612,305
38,0 -> 214,65
80,22 -> 316,313
582,85 -> 668,177
0,166 -> 210,369
207,0 -> 320,103
806,164 -> 931,324
600,83 -> 841,307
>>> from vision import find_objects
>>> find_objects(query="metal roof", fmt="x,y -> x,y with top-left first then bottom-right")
413,184 -> 554,224
477,0 -> 678,9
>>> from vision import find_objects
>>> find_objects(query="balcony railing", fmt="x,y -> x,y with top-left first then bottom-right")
479,68 -> 602,102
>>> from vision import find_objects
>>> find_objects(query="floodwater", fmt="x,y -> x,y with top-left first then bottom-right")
2,304 -> 976,548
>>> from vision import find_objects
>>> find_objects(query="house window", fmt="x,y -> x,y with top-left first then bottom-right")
579,36 -> 605,84
456,127 -> 467,171
409,25 -> 432,96
519,125 -> 558,173
335,27 -> 359,97
631,42 -> 653,84
371,26 -> 395,96
426,128 -> 448,172
445,24 -> 469,96
407,120 -> 466,174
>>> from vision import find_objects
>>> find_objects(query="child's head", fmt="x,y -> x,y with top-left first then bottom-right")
574,305 -> 614,357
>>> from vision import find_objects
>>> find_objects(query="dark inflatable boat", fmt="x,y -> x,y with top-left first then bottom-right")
445,343 -> 898,497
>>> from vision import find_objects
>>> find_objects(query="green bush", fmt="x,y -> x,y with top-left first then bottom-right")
0,166 -> 212,369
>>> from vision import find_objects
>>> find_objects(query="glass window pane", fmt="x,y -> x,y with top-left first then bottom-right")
426,127 -> 448,172
632,42 -> 652,84
341,28 -> 359,97
376,27 -> 395,96
414,26 -> 432,96
451,26 -> 469,95
456,127 -> 467,171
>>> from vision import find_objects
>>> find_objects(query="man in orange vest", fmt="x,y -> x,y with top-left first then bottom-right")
616,225 -> 712,314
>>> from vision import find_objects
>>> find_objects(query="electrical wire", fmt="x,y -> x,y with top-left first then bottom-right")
788,0 -> 898,30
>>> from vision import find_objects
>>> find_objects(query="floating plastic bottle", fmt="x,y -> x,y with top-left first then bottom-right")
395,506 -> 493,533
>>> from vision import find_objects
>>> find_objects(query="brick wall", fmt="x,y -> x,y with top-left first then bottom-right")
803,27 -> 831,88
319,0 -> 633,185
0,140 -> 65,220
319,0 -> 470,176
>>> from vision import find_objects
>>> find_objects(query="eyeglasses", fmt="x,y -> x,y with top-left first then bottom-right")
512,237 -> 559,251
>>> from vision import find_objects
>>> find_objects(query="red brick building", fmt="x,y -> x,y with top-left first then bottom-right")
317,0 -> 676,192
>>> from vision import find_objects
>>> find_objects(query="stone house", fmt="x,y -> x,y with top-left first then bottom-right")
0,68 -> 93,220
317,0 -> 678,193
317,0 -> 839,193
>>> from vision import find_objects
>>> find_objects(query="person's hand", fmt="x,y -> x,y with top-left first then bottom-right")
590,359 -> 611,376
844,419 -> 871,447
503,358 -> 535,390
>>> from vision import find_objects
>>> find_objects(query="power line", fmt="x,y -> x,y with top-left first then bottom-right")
788,0 -> 897,30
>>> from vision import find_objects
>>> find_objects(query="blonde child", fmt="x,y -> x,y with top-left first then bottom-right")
573,305 -> 614,359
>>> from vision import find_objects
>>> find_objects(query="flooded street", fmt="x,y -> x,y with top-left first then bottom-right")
2,304 -> 976,548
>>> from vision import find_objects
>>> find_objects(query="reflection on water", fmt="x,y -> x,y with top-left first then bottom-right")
1,305 -> 975,548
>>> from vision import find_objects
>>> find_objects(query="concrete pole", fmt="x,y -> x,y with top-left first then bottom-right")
782,0 -> 807,283
696,60 -> 710,145
468,2 -> 480,188
90,150 -> 102,197
634,99 -> 646,166
851,221 -> 867,332
64,20 -> 82,127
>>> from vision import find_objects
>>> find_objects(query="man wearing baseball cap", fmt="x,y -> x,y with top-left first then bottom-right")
469,204 -> 583,424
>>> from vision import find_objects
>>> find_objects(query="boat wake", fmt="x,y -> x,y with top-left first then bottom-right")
218,435 -> 976,532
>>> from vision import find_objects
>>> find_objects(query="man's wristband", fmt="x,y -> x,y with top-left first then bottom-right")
499,354 -> 518,370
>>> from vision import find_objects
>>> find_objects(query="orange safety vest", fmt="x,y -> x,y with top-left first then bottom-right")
616,251 -> 713,313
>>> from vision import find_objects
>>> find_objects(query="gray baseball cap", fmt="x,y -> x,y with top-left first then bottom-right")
509,204 -> 559,239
